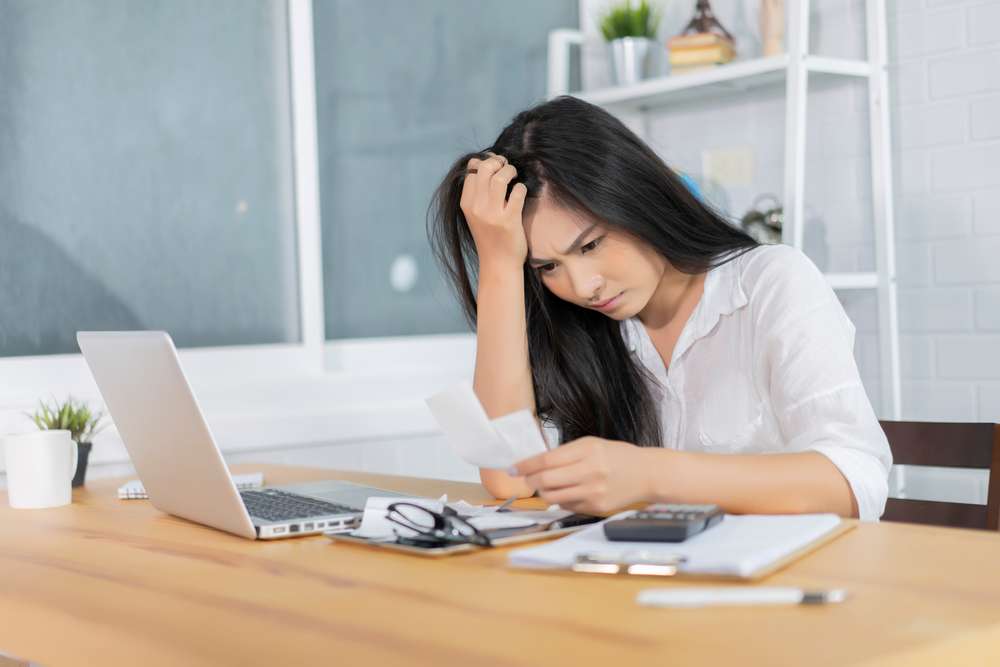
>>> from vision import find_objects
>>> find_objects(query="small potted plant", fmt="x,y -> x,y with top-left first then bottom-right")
599,0 -> 663,86
28,397 -> 107,487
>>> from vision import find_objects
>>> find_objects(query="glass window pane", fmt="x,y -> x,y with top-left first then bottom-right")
0,0 -> 300,357
314,0 -> 578,339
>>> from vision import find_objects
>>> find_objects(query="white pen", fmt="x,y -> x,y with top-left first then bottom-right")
637,587 -> 848,608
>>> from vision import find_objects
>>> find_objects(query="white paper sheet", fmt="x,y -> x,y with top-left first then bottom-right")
425,382 -> 548,469
351,495 -> 569,540
353,496 -> 446,540
465,515 -> 539,531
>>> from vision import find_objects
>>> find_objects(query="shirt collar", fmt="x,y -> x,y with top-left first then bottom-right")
686,251 -> 749,343
621,252 -> 750,361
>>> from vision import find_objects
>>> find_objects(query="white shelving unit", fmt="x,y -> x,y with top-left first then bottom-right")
547,0 -> 901,419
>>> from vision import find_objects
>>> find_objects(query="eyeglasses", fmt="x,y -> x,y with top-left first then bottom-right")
386,502 -> 493,547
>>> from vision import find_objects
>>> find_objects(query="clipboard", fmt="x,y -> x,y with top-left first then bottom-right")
507,513 -> 855,581
326,513 -> 603,558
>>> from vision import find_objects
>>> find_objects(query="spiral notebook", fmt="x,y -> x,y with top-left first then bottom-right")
117,472 -> 264,499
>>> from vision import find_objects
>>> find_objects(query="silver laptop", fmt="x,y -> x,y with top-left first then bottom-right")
77,331 -> 408,540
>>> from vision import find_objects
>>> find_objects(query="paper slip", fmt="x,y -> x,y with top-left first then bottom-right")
466,515 -> 539,531
508,512 -> 843,578
353,496 -> 447,540
425,382 -> 548,469
117,472 -> 264,499
447,500 -> 570,530
352,496 -> 570,540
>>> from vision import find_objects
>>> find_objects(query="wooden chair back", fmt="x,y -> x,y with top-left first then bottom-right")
880,421 -> 1000,531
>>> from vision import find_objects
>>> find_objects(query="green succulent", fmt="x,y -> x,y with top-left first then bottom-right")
28,397 -> 107,444
599,0 -> 661,41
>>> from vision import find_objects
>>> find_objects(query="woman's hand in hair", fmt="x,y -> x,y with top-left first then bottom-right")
513,437 -> 654,515
460,153 -> 529,272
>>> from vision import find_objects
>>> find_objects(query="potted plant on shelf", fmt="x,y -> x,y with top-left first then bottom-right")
599,0 -> 662,86
28,397 -> 107,487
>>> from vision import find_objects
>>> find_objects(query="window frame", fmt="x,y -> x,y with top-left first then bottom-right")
0,0 -> 472,387
0,1 -> 474,473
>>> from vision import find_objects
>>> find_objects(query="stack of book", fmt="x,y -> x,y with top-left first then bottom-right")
667,32 -> 735,75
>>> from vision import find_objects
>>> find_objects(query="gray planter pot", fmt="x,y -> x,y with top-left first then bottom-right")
72,441 -> 92,487
607,37 -> 659,86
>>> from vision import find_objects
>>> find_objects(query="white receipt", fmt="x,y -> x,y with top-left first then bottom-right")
425,382 -> 549,469
353,496 -> 447,540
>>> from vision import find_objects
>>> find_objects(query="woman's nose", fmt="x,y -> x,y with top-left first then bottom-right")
569,268 -> 604,301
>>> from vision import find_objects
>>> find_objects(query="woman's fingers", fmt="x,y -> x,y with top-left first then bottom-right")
474,159 -> 507,209
475,153 -> 507,191
505,182 -> 527,216
460,158 -> 480,210
537,484 -> 594,507
457,151 -> 528,267
515,440 -> 590,477
489,164 -> 518,202
524,460 -> 593,493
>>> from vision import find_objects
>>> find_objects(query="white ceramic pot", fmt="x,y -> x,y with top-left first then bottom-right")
2,430 -> 78,509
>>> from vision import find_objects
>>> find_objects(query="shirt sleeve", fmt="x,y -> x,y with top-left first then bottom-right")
747,245 -> 893,521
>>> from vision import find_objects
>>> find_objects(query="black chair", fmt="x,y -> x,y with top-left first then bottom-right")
880,421 -> 1000,531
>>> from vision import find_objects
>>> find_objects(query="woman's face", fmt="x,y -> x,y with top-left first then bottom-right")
523,194 -> 667,320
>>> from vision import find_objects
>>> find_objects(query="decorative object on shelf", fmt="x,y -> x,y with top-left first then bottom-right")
598,0 -> 662,86
27,397 -> 107,487
668,0 -> 736,74
760,0 -> 785,56
740,194 -> 784,245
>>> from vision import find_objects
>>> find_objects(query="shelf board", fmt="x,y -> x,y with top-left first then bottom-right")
576,54 -> 871,112
825,272 -> 879,290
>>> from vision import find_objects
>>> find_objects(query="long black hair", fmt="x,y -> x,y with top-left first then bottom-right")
428,96 -> 758,448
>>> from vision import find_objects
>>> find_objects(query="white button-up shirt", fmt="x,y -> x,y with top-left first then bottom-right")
544,243 -> 892,521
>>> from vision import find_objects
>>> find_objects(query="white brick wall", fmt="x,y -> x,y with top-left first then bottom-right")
891,0 -> 999,438
582,0 -> 1000,430
967,2 -> 1000,47
934,236 -> 1000,284
974,190 -> 1000,234
970,96 -> 1000,140
976,287 -> 1000,329
927,50 -> 1000,99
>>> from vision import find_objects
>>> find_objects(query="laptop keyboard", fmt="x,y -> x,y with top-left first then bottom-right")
241,489 -> 358,522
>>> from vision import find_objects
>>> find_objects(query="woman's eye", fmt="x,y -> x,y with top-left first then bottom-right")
581,236 -> 604,254
537,263 -> 557,275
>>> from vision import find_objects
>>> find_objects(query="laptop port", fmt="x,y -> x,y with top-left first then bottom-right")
303,522 -> 315,531
289,524 -> 300,533
273,526 -> 286,534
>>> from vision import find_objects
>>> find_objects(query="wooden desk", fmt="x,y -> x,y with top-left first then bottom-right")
2,464 -> 1000,666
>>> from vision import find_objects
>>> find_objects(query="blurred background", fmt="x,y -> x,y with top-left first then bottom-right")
1,0 -> 998,506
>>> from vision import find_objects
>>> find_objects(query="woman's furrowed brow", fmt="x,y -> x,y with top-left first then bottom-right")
528,223 -> 599,265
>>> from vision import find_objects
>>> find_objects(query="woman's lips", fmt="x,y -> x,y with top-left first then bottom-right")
592,291 -> 624,310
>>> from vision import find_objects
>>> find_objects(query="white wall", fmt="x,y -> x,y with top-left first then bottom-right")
575,0 -> 998,502
578,0 -> 1000,423
888,0 -> 1000,424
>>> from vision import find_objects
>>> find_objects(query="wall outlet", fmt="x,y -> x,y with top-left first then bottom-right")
701,147 -> 755,186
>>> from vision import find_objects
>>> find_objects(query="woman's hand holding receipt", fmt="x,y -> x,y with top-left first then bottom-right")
425,383 -> 548,470
514,437 -> 658,515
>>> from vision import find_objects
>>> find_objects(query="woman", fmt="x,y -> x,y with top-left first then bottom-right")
428,96 -> 891,521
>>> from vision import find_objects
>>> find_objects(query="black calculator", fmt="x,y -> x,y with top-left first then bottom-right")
603,504 -> 724,542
